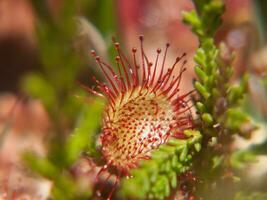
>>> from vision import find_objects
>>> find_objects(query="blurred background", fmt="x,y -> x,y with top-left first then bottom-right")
0,0 -> 267,199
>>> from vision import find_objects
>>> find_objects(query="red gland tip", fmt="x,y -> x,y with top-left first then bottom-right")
132,47 -> 137,53
115,42 -> 120,49
91,50 -> 96,57
176,56 -> 181,62
115,56 -> 120,61
95,56 -> 100,61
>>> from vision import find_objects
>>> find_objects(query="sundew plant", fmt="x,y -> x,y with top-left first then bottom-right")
5,0 -> 266,200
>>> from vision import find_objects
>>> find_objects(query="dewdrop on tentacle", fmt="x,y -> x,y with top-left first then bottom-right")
85,36 -> 193,199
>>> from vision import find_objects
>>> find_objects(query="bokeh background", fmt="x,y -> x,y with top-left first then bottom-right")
0,0 -> 267,199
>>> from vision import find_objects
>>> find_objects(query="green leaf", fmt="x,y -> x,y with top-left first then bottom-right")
212,155 -> 224,169
225,108 -> 249,132
195,66 -> 208,82
201,113 -> 213,124
182,11 -> 201,28
120,130 -> 202,199
195,81 -> 210,99
22,73 -> 56,109
194,143 -> 202,152
234,192 -> 267,200
24,153 -> 58,179
64,98 -> 104,165
230,150 -> 257,169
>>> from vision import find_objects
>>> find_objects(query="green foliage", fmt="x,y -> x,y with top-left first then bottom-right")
25,0 -> 116,122
22,73 -> 57,112
182,0 -> 257,198
63,99 -> 104,166
94,0 -> 117,37
230,150 -> 257,169
24,153 -> 87,200
24,99 -> 103,200
183,0 -> 255,137
184,0 -> 224,38
24,1 -> 88,127
120,130 -> 202,200
234,192 -> 267,200
22,1 -> 107,199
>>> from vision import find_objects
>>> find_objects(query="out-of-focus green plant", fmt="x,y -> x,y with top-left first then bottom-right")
234,192 -> 267,200
24,1 -> 87,126
22,0 -> 115,199
24,99 -> 103,200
